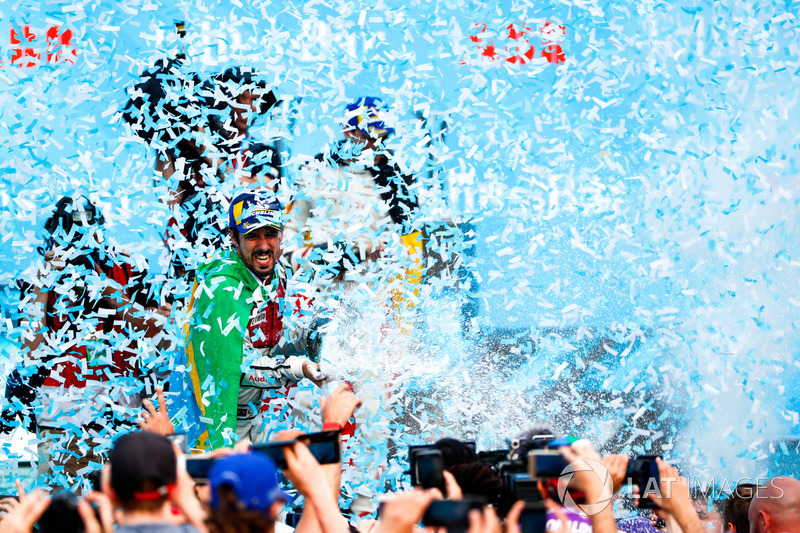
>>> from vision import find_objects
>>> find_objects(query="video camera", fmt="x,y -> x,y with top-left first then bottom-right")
406,437 -> 551,532
407,434 -> 662,532
475,432 -> 559,508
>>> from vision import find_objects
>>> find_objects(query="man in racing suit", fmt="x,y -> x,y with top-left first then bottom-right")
17,196 -> 170,489
185,190 -> 325,450
282,96 -> 418,282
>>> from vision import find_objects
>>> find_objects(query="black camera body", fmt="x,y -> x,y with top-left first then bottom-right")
420,497 -> 485,530
38,493 -> 85,533
477,433 -> 556,506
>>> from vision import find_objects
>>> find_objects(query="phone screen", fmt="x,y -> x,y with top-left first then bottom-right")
301,430 -> 341,465
413,450 -> 446,494
252,430 -> 341,469
519,503 -> 547,533
630,455 -> 661,509
421,498 -> 485,529
250,440 -> 296,469
166,433 -> 189,453
528,451 -> 569,479
87,470 -> 103,492
185,456 -> 217,482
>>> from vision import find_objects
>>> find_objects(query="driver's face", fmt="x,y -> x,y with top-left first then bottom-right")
344,128 -> 379,151
232,225 -> 282,281
233,90 -> 258,135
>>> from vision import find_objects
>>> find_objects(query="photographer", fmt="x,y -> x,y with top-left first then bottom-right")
0,489 -> 51,533
0,479 -> 113,533
15,196 -> 171,488
105,431 -> 207,533
283,97 -> 418,284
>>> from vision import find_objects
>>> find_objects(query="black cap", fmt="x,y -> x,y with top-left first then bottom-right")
110,431 -> 177,502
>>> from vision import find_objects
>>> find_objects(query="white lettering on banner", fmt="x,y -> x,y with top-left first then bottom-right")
545,518 -> 592,533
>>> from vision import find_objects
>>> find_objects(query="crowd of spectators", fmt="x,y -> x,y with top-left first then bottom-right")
0,383 -> 795,533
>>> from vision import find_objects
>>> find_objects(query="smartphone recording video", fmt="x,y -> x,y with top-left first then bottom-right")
166,433 -> 189,453
185,456 -> 217,483
251,429 -> 341,469
421,497 -> 485,529
626,455 -> 661,509
409,448 -> 447,495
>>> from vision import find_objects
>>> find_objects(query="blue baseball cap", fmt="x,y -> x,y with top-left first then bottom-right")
229,190 -> 284,234
345,97 -> 394,138
209,452 -> 288,512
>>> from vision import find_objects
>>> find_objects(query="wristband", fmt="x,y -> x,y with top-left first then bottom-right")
322,422 -> 342,431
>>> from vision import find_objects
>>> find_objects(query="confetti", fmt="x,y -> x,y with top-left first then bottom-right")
0,0 -> 797,497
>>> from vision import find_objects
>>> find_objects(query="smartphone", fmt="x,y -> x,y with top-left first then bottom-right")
185,456 -> 217,483
626,455 -> 661,509
527,450 -> 569,479
87,469 -> 103,492
518,501 -> 547,533
166,433 -> 189,453
251,439 -> 297,469
38,493 -> 83,533
421,497 -> 485,529
251,429 -> 341,469
285,512 -> 303,528
407,446 -> 440,484
411,449 -> 446,494
301,429 -> 341,465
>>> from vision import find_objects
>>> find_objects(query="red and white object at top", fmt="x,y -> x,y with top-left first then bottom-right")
3,24 -> 77,68
463,21 -> 566,66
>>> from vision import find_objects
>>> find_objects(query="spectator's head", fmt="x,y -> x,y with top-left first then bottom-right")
228,190 -> 284,280
447,462 -> 505,514
433,438 -> 478,467
207,453 -> 286,533
691,486 -> 724,530
749,476 -> 800,533
41,196 -> 105,255
212,67 -> 278,137
429,438 -> 505,515
107,431 -> 177,514
723,483 -> 755,532
343,97 -> 394,149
